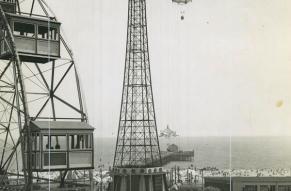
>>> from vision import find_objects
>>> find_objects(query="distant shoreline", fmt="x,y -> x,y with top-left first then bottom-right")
94,136 -> 291,169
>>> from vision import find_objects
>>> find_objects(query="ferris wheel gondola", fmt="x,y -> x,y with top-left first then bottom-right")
0,0 -> 94,190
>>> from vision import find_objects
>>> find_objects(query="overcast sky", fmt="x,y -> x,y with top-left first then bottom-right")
46,0 -> 291,137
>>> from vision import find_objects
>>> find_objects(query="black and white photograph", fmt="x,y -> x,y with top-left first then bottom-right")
0,0 -> 291,190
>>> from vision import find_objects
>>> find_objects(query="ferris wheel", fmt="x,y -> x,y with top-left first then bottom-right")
0,0 -> 94,190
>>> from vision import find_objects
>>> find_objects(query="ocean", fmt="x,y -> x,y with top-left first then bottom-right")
94,136 -> 291,169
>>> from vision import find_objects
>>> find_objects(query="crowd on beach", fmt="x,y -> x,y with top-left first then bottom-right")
93,167 -> 291,189
195,167 -> 291,177
23,166 -> 291,190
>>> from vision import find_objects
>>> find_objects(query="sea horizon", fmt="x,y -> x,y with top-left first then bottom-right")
94,136 -> 291,170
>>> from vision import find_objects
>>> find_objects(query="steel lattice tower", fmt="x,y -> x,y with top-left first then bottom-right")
112,0 -> 167,190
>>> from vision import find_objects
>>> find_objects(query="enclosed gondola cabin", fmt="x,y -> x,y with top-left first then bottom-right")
0,0 -> 16,13
0,13 -> 61,63
24,121 -> 94,171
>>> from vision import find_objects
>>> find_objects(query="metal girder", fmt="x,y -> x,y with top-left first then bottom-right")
113,0 -> 162,168
0,0 -> 91,190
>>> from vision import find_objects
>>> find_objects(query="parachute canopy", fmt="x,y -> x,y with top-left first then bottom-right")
172,0 -> 192,20
172,0 -> 192,4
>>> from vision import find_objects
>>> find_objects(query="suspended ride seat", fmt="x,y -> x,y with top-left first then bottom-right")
0,13 -> 61,63
0,0 -> 16,13
24,121 -> 94,172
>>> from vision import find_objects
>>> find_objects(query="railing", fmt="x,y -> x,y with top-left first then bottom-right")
0,0 -> 16,14
0,0 -> 15,3
25,149 -> 93,171
43,151 -> 67,170
13,35 -> 60,58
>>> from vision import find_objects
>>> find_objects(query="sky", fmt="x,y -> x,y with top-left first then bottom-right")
45,0 -> 291,137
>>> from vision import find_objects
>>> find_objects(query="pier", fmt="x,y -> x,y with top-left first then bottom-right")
161,150 -> 195,165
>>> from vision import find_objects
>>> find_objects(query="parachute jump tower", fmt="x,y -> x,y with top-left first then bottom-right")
0,0 -> 94,190
112,0 -> 167,190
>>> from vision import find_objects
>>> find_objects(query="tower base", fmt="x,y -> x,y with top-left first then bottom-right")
111,167 -> 167,191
